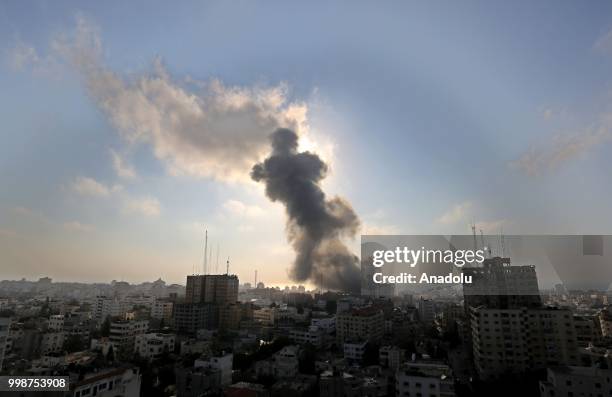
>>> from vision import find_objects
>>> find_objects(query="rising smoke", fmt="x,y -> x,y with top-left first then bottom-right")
15,17 -> 362,292
251,128 -> 361,292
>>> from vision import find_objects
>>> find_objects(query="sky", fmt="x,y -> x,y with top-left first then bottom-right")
1,1 -> 612,287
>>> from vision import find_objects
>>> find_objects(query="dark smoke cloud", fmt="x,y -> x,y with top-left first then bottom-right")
251,128 -> 361,292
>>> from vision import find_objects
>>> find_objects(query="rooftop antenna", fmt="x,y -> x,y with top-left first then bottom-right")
480,229 -> 491,258
254,270 -> 257,286
203,229 -> 208,274
500,226 -> 506,258
208,238 -> 213,274
215,243 -> 220,274
226,257 -> 230,275
471,222 -> 478,252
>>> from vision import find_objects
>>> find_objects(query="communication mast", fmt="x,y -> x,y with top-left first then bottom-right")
203,229 -> 208,274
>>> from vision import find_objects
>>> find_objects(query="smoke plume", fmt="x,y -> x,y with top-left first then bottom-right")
251,128 -> 361,292
19,15 -> 308,182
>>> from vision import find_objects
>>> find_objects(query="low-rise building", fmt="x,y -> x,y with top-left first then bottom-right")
540,366 -> 612,397
289,325 -> 324,348
150,300 -> 173,322
134,333 -> 175,360
253,307 -> 276,325
396,361 -> 455,397
68,367 -> 141,397
194,352 -> 233,386
336,306 -> 384,345
344,340 -> 368,362
255,345 -> 299,379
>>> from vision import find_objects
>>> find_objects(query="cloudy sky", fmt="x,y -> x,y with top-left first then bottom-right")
1,1 -> 612,286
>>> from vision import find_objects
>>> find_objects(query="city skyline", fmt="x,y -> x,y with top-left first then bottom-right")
2,2 -> 612,286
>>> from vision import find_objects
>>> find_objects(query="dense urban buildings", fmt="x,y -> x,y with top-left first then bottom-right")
0,251 -> 611,396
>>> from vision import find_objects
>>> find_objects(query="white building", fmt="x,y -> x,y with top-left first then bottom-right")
94,296 -> 131,323
134,333 -> 175,360
540,366 -> 612,397
194,352 -> 233,386
396,362 -> 455,397
150,300 -> 173,322
109,320 -> 148,356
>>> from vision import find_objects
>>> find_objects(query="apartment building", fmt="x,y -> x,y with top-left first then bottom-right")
134,333 -> 175,360
396,362 -> 456,397
471,306 -> 579,380
336,306 -> 384,344
109,320 -> 148,357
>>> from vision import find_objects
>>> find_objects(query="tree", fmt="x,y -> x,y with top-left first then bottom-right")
299,343 -> 316,374
100,316 -> 111,337
63,334 -> 84,353
362,342 -> 380,366
106,345 -> 115,362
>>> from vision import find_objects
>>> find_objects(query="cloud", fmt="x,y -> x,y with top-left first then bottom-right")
8,42 -> 41,71
72,176 -> 119,197
475,219 -> 508,234
222,199 -> 265,218
360,223 -> 400,235
110,149 -> 137,179
436,201 -> 472,224
63,221 -> 94,232
72,175 -> 160,218
0,228 -> 19,238
44,16 -> 309,183
124,197 -> 161,217
594,28 -> 612,55
12,206 -> 38,217
511,126 -> 611,176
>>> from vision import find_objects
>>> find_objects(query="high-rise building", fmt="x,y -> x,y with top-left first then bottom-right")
463,257 -> 541,310
178,274 -> 239,335
0,317 -> 10,371
471,306 -> 579,380
173,303 -> 217,335
418,298 -> 436,324
185,275 -> 238,304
